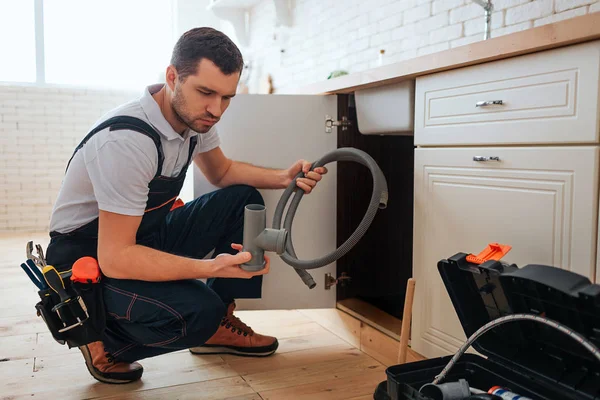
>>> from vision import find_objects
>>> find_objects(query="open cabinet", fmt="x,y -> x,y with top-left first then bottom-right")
192,93 -> 415,326
191,32 -> 600,363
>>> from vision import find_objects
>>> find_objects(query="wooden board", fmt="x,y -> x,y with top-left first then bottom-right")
337,298 -> 403,341
21,351 -> 238,399
94,377 -> 259,400
242,350 -> 385,392
360,324 -> 427,367
224,343 -> 359,376
291,12 -> 600,95
297,308 -> 361,348
259,369 -> 388,400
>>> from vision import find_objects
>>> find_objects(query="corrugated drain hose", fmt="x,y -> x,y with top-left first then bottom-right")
432,313 -> 600,385
272,147 -> 388,288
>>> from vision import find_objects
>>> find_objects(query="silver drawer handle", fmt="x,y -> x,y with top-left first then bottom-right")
473,156 -> 500,162
476,100 -> 503,107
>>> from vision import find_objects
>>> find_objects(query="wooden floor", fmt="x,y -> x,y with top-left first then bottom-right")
0,232 -> 423,400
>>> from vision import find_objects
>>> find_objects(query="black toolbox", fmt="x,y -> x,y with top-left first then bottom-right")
374,249 -> 600,400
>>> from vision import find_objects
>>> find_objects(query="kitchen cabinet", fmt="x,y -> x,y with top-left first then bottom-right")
190,15 -> 600,356
414,41 -> 600,146
412,146 -> 599,357
411,40 -> 600,359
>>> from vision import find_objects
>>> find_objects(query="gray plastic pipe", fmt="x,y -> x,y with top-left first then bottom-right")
241,147 -> 388,289
241,204 -> 287,271
419,379 -> 471,400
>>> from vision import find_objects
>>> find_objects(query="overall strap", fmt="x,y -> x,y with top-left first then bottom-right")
66,116 -> 165,178
183,136 -> 198,178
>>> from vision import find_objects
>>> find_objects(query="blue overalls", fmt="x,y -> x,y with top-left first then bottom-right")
45,116 -> 263,363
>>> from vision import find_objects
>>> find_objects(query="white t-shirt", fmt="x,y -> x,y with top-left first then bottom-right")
49,83 -> 220,234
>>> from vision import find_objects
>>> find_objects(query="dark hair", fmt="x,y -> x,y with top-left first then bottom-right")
170,27 -> 244,80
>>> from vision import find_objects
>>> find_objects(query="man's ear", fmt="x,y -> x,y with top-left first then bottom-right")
165,65 -> 177,91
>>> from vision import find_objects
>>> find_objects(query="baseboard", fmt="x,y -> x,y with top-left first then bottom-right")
326,300 -> 426,367
337,298 -> 403,341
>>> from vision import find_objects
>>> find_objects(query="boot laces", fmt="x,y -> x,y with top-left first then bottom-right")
222,313 -> 254,336
104,345 -> 115,364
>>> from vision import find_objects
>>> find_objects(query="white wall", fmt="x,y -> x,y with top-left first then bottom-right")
0,85 -> 139,232
175,0 -> 225,37
244,0 -> 600,93
0,0 -> 222,233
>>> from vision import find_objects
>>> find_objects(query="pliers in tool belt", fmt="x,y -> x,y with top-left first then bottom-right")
26,241 -> 46,269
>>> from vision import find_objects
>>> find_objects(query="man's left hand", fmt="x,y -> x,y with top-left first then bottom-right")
286,160 -> 328,194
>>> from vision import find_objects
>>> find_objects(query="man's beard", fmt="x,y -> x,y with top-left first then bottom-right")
171,89 -> 213,133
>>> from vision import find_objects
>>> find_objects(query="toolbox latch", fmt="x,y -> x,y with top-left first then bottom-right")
466,243 -> 512,265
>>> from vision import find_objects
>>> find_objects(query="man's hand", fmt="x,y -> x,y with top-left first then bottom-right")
195,148 -> 329,192
210,244 -> 271,279
286,159 -> 328,194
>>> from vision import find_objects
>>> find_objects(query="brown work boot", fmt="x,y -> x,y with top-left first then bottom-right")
79,341 -> 143,384
189,301 -> 278,357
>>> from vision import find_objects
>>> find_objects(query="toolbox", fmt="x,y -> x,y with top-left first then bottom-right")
374,246 -> 600,400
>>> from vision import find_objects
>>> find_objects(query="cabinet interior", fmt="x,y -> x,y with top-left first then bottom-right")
335,93 -> 415,332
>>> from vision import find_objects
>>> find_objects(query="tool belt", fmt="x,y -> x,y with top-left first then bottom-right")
35,277 -> 106,348
22,240 -> 107,348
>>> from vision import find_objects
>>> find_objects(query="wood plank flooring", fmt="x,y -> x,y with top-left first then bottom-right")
0,232 -> 422,399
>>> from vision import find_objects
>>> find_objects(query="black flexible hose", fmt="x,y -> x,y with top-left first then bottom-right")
272,148 -> 388,288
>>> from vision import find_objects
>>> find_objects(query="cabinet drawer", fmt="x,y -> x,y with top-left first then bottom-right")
411,146 -> 599,358
414,41 -> 600,146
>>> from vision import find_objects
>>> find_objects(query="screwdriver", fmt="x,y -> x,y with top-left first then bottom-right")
42,265 -> 72,304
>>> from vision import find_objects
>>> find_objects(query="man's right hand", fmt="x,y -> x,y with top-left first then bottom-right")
210,243 -> 271,279
98,210 -> 270,281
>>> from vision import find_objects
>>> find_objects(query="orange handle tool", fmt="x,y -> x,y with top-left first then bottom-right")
71,256 -> 101,284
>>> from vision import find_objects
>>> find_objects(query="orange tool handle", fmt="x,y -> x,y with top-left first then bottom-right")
71,256 -> 101,284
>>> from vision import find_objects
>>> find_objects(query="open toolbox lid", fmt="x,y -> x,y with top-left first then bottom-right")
438,244 -> 600,395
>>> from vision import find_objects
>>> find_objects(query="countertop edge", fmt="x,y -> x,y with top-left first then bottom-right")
289,12 -> 600,95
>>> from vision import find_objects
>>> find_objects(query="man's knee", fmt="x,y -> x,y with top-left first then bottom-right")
224,184 -> 264,207
246,186 -> 264,206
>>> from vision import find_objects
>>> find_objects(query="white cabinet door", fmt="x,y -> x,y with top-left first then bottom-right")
412,146 -> 599,358
193,94 -> 338,310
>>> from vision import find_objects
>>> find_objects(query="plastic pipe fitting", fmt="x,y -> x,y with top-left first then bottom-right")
241,204 -> 287,272
419,379 -> 471,400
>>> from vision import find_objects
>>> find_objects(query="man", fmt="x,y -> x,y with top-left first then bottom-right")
45,27 -> 327,385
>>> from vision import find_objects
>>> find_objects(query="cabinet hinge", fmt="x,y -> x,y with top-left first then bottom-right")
325,272 -> 352,290
325,115 -> 352,133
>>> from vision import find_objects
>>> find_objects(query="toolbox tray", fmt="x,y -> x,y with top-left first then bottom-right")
375,250 -> 600,400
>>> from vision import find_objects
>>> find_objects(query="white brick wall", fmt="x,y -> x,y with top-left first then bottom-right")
505,0 -> 553,24
0,84 -> 138,232
245,0 -> 600,93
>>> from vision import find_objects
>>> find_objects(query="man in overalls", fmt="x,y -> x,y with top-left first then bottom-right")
45,27 -> 327,384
